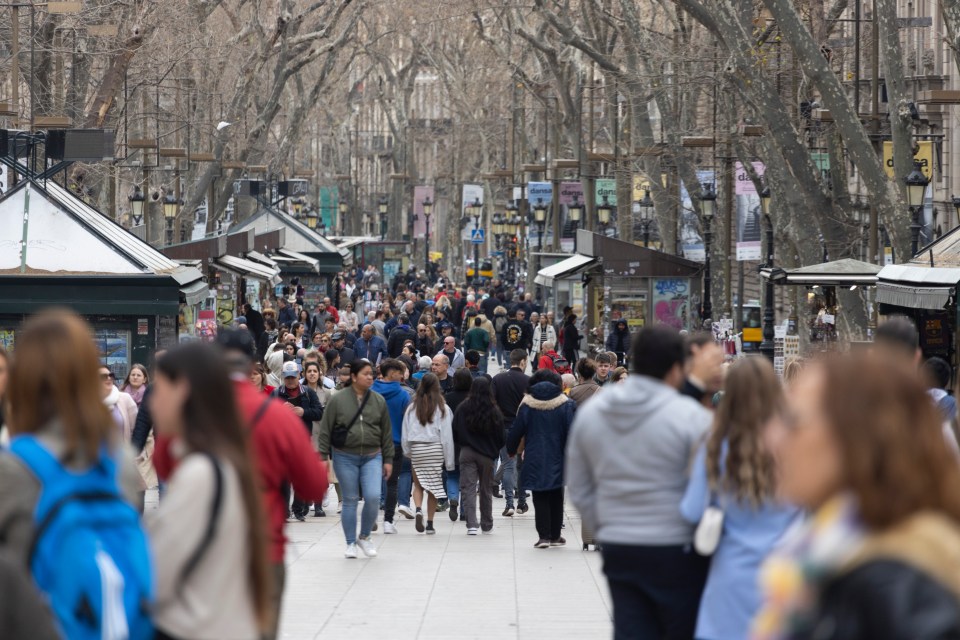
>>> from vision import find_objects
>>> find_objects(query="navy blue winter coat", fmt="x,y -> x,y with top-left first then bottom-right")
506,381 -> 575,491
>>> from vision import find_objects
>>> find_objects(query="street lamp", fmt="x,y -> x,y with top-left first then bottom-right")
638,189 -> 654,248
905,160 -> 929,256
362,212 -> 371,237
162,190 -> 178,245
338,201 -> 348,235
597,195 -> 612,233
533,197 -> 548,250
505,202 -> 520,283
569,195 -> 583,251
422,195 -> 433,273
306,206 -> 319,230
378,196 -> 389,240
759,184 -> 775,362
292,197 -> 304,219
128,185 -> 145,226
854,197 -> 870,261
699,183 -> 717,323
469,196 -> 483,285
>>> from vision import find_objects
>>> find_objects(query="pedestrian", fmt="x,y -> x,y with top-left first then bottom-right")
492,305 -> 509,367
120,363 -> 149,407
754,352 -> 960,638
492,348 -> 531,515
0,311 -> 152,640
463,317 -> 491,374
605,319 -> 631,366
100,364 -> 148,511
566,325 -> 712,639
148,343 -> 270,640
561,373 -> 576,394
402,373 -> 456,534
536,341 -> 569,374
679,357 -> 801,640
316,360 -> 394,558
302,361 -> 329,517
373,359 -> 414,534
610,367 -> 628,384
454,377 -> 505,534
272,361 -> 324,522
593,351 -> 615,386
387,314 -> 417,358
445,367 -> 473,413
341,300 -> 360,333
532,314 -> 558,368
437,335 -> 466,372
355,324 -> 389,365
250,362 -> 275,395
506,368 -> 575,548
561,313 -> 581,367
413,355 -> 433,383
568,359 -> 601,407
680,332 -> 725,408
431,354 -> 454,392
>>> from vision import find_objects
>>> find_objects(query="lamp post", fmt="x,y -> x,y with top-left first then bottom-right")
533,198 -> 548,289
505,201 -> 520,284
905,161 -> 929,256
422,195 -> 433,273
492,211 -> 504,275
362,212 -> 371,237
759,185 -> 775,362
855,198 -> 869,262
469,196 -> 483,285
638,189 -> 654,247
128,185 -> 145,227
597,195 -> 612,235
338,201 -> 348,236
378,196 -> 388,240
700,183 -> 717,323
568,195 -> 583,251
306,206 -> 319,230
292,196 -> 304,220
162,190 -> 178,246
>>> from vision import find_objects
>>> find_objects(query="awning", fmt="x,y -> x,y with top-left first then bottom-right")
535,254 -> 597,286
245,250 -> 278,269
276,248 -> 320,273
876,283 -> 953,310
179,279 -> 210,307
213,255 -> 281,284
760,258 -> 881,286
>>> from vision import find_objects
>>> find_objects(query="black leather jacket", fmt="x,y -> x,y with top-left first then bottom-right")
796,560 -> 960,639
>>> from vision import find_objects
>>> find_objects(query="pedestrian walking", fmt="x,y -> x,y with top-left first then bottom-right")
148,343 -> 270,640
492,348 -> 531,515
402,373 -> 456,534
100,364 -> 149,511
272,361 -> 324,522
680,357 -> 801,640
373,359 -> 414,534
250,362 -> 276,395
443,367 -> 474,521
754,352 -> 960,639
316,360 -> 394,558
463,317 -> 491,375
532,314 -> 558,368
568,359 -> 601,407
566,326 -> 712,640
120,363 -> 149,407
506,369 -> 575,548
453,377 -> 505,534
0,311 -> 152,640
561,314 -> 580,367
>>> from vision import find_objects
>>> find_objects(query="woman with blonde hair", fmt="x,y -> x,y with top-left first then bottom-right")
753,353 -> 960,638
680,357 -> 801,640
149,342 -> 270,639
402,373 -> 455,535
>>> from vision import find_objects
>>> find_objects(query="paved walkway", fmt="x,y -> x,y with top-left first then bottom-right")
278,498 -> 612,639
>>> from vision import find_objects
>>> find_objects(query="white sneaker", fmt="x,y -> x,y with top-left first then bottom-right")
344,543 -> 358,559
467,528 -> 478,535
383,521 -> 398,534
397,504 -> 415,519
356,537 -> 378,557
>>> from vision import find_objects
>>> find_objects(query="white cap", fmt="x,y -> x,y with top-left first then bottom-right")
282,361 -> 300,378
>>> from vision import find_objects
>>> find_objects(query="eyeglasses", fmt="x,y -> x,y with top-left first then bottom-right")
99,373 -> 113,381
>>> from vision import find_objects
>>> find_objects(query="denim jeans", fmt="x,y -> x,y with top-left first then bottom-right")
384,446 -> 413,523
478,352 -> 489,375
495,445 -> 516,506
444,468 -> 460,503
332,450 -> 383,544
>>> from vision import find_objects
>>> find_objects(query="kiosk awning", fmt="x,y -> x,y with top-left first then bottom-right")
213,255 -> 281,284
535,254 -> 597,286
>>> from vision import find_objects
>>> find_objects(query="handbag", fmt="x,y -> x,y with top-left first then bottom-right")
331,391 -> 369,449
693,493 -> 725,556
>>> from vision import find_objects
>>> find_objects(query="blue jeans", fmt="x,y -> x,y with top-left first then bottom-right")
478,352 -> 489,375
445,468 -> 460,503
385,446 -> 413,523
332,450 -> 383,544
495,446 -> 516,506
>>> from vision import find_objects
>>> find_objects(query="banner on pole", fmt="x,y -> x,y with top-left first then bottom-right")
559,181 -> 584,252
734,162 -> 765,261
412,185 -> 434,239
461,183 -> 484,242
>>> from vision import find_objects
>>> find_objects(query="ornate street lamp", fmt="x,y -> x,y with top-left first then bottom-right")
952,195 -> 960,230
568,195 -> 583,251
338,201 -> 348,235
638,189 -> 654,247
162,190 -> 178,245
699,183 -> 717,323
378,196 -> 389,240
905,161 -> 929,256
128,185 -> 145,226
292,196 -> 304,219
759,184 -> 775,362
597,195 -> 612,233
422,195 -> 433,272
469,196 -> 483,284
505,201 -> 521,284
306,206 -> 319,230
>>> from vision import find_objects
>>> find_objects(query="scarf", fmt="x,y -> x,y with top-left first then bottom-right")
103,385 -> 125,438
751,495 -> 865,640
123,384 -> 146,407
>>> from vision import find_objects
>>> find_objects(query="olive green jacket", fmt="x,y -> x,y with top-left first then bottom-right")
315,387 -> 395,460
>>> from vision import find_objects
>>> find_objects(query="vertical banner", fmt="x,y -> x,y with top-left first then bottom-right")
678,171 -> 713,262
319,186 -> 338,230
558,180 -> 584,252
735,162 -> 765,261
594,178 -> 617,237
527,181 -> 553,248
412,185 -> 434,239
461,183 -> 484,241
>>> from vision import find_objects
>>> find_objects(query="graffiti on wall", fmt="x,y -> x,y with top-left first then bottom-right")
652,278 -> 689,331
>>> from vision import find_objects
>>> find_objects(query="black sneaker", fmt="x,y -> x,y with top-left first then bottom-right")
294,513 -> 306,522
425,523 -> 436,535
437,499 -> 449,512
415,510 -> 425,533
314,508 -> 326,517
492,487 -> 503,499
449,498 -> 459,521
517,502 -> 529,515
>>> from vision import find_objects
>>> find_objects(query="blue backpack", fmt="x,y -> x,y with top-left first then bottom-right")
10,435 -> 154,640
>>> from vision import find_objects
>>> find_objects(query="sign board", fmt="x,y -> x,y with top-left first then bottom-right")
470,228 -> 485,244
883,140 -> 933,179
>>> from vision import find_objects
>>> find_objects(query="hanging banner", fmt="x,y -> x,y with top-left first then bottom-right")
678,170 -> 713,262
526,181 -> 554,247
461,183 -> 484,242
594,178 -> 617,206
412,185 -> 434,239
559,181 -> 584,252
319,186 -> 338,230
735,162 -> 765,261
883,140 -> 933,179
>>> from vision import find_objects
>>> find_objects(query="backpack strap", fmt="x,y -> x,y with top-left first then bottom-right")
249,396 -> 273,431
178,453 -> 223,586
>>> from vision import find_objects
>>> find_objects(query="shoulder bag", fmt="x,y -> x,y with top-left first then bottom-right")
330,391 -> 370,449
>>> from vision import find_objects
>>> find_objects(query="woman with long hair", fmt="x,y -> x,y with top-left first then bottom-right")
453,377 -> 505,535
148,343 -> 270,640
250,362 -> 275,395
402,373 -> 455,535
0,311 -> 149,638
753,353 -> 960,639
679,357 -> 801,640
120,363 -> 149,407
506,368 -> 576,548
316,360 -> 394,559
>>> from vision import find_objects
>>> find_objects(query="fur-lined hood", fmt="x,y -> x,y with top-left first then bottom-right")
520,382 -> 570,411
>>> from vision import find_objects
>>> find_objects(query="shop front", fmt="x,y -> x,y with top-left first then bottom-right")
877,265 -> 960,363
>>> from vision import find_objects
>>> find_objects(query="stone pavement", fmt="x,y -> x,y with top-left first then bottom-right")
278,498 -> 613,640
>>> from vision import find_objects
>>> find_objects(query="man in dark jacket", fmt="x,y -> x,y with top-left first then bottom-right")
272,360 -> 324,521
244,303 -> 266,342
606,319 -> 631,366
491,348 -> 530,515
354,324 -> 389,364
277,297 -> 297,327
501,311 -> 526,355
387,314 -> 417,358
330,332 -> 356,366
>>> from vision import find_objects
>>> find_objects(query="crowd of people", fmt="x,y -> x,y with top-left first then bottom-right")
1,257 -> 960,640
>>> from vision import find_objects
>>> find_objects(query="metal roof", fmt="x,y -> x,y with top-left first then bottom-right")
878,264 -> 960,286
535,254 -> 597,286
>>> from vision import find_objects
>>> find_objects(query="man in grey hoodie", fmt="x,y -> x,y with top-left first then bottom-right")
566,325 -> 712,640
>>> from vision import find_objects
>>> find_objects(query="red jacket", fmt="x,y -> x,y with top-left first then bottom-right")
153,378 -> 328,563
538,350 -> 559,372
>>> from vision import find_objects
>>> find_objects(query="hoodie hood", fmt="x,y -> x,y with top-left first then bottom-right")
595,376 -> 685,432
372,379 -> 411,443
528,381 -> 564,403
373,379 -> 407,401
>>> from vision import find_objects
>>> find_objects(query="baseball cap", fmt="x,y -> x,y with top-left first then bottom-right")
282,361 -> 300,378
331,332 -> 344,341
